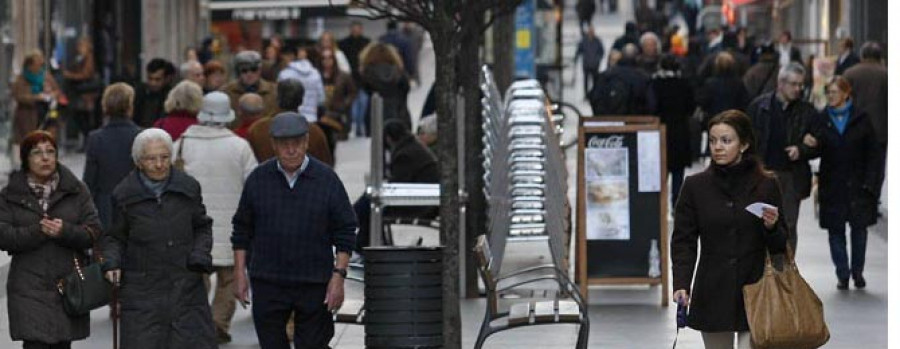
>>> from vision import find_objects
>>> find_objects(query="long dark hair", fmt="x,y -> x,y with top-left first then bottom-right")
707,109 -> 772,179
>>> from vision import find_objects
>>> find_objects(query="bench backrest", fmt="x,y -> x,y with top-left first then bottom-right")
474,235 -> 500,315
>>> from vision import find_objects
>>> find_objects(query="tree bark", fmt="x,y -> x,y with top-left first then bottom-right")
352,2 -> 523,347
459,17 -> 486,300
432,9 -> 462,348
492,8 -> 516,96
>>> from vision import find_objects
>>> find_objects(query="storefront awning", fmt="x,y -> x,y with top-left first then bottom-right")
208,0 -> 350,21
208,0 -> 350,9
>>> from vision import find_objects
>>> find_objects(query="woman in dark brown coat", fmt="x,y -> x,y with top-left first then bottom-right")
62,37 -> 101,145
671,110 -> 787,349
0,131 -> 101,348
12,50 -> 60,152
321,48 -> 357,141
359,42 -> 411,130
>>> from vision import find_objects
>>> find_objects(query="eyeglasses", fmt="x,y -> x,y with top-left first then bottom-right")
239,67 -> 259,74
28,148 -> 57,158
140,154 -> 171,164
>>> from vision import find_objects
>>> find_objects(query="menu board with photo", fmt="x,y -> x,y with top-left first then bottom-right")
576,122 -> 670,305
584,143 -> 631,240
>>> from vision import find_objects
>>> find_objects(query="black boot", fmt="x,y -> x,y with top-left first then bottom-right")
837,278 -> 850,290
853,273 -> 867,289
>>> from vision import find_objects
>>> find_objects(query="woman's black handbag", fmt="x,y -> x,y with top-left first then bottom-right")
57,232 -> 112,316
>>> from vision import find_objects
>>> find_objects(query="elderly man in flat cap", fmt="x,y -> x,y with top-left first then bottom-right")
231,112 -> 357,349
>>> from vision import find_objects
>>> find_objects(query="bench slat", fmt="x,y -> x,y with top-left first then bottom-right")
533,301 -> 556,323
508,302 -> 532,326
558,300 -> 581,322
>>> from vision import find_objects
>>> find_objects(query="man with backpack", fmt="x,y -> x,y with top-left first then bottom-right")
589,44 -> 655,116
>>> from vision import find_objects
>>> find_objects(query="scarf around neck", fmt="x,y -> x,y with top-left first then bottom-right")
23,69 -> 46,94
827,99 -> 853,135
138,171 -> 169,198
27,171 -> 60,213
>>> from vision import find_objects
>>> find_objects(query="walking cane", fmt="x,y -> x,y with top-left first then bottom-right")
112,280 -> 120,349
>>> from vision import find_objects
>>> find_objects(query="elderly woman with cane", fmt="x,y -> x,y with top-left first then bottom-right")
102,128 -> 216,348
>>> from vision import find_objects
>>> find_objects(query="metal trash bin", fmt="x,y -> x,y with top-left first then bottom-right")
363,246 -> 443,348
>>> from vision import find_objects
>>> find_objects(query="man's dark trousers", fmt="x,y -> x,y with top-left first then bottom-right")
583,67 -> 600,99
251,278 -> 333,349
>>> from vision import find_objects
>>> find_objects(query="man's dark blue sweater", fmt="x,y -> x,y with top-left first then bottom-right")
231,157 -> 357,285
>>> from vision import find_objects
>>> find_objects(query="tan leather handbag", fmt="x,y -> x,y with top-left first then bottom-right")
174,137 -> 187,171
743,246 -> 830,349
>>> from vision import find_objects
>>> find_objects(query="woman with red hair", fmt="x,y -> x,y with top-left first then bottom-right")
0,130 -> 101,348
807,76 -> 880,290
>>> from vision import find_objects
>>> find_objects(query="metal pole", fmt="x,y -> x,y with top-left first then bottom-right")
42,0 -> 50,70
457,92 -> 466,297
369,93 -> 385,247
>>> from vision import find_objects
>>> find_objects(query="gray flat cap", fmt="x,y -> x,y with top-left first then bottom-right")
270,112 -> 309,138
233,50 -> 262,70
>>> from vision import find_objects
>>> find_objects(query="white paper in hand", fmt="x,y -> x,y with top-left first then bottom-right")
745,202 -> 777,218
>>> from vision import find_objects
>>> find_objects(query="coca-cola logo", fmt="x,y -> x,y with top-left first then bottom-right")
588,135 -> 624,148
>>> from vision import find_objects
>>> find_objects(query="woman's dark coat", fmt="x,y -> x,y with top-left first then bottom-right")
362,63 -> 412,129
0,165 -> 101,343
810,107 -> 880,229
83,118 -> 142,229
650,75 -> 696,170
671,160 -> 787,332
101,169 -> 215,349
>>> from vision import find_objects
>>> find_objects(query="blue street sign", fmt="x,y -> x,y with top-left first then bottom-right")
514,0 -> 536,78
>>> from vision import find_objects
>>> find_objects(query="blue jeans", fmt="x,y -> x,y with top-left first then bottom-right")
828,225 -> 868,280
351,91 -> 370,136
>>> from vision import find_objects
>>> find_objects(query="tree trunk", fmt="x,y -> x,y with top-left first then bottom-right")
459,20 -> 486,300
431,13 -> 462,349
492,8 -> 516,96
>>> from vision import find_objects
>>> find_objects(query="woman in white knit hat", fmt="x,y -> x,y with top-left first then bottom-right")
172,91 -> 258,344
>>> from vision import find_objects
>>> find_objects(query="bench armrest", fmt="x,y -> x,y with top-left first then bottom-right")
495,264 -> 558,281
496,275 -> 561,293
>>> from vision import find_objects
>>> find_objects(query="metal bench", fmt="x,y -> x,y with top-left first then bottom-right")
473,235 -> 589,349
